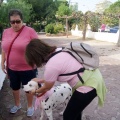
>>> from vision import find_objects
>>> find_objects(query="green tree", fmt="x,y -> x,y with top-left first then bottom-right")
70,11 -> 83,30
55,3 -> 73,37
22,0 -> 61,31
56,3 -> 72,16
104,1 -> 120,26
0,0 -> 4,6
24,0 -> 57,23
88,12 -> 101,32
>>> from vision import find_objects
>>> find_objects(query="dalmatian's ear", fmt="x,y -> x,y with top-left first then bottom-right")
38,83 -> 42,88
35,83 -> 42,90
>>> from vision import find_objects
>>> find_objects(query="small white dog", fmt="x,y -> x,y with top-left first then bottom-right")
23,81 -> 72,120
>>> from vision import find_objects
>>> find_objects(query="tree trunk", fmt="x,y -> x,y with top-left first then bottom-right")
66,17 -> 68,38
83,15 -> 87,40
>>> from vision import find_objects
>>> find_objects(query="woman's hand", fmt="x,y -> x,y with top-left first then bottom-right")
30,89 -> 36,95
1,51 -> 7,74
1,62 -> 7,74
31,78 -> 55,95
30,89 -> 45,97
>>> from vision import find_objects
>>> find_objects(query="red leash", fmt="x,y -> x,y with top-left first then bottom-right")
36,92 -> 47,98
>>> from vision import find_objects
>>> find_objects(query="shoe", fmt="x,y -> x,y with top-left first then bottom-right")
10,105 -> 21,113
27,107 -> 34,117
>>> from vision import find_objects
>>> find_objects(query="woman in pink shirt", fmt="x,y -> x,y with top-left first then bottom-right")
1,9 -> 38,116
25,39 -> 106,120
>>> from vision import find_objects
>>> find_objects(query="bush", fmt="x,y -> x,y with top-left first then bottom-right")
45,23 -> 64,34
54,24 -> 64,34
32,24 -> 40,32
45,24 -> 54,34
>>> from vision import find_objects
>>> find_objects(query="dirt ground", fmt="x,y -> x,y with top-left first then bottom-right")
0,34 -> 120,120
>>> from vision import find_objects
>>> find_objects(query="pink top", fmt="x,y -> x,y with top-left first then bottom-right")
44,49 -> 93,93
101,24 -> 106,31
1,26 -> 38,71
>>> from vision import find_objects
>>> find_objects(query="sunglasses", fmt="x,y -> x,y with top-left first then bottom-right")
10,20 -> 21,24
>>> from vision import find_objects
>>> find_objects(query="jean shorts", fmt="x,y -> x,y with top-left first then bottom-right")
7,68 -> 38,90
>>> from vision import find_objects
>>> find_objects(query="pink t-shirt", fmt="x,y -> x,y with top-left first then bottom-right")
1,26 -> 38,71
44,49 -> 93,93
101,24 -> 106,31
44,51 -> 83,87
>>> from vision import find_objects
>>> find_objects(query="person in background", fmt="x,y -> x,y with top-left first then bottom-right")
25,38 -> 107,120
1,9 -> 38,116
101,24 -> 106,32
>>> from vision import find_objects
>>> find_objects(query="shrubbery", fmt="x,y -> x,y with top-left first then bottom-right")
32,23 -> 40,32
54,24 -> 64,34
45,23 -> 64,34
45,23 -> 54,34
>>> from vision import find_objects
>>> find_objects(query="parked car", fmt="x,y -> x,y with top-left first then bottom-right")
105,25 -> 110,32
108,26 -> 119,33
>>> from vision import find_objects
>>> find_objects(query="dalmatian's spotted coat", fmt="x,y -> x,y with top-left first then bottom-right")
23,81 -> 72,120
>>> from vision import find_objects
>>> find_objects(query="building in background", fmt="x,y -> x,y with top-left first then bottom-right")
95,0 -> 112,13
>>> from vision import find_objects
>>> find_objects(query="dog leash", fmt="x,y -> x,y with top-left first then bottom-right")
36,92 -> 47,98
35,93 -> 47,110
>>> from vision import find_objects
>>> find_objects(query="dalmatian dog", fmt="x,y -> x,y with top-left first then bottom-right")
23,81 -> 72,120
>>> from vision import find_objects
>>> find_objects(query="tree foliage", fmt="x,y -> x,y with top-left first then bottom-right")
70,11 -> 83,30
104,1 -> 120,26
88,14 -> 101,31
56,3 -> 72,16
105,0 -> 120,14
24,0 -> 57,23
21,0 -> 66,31
0,0 -> 69,32
0,0 -> 4,6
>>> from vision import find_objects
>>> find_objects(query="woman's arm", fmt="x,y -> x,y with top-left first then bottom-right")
1,50 -> 6,73
31,78 -> 55,95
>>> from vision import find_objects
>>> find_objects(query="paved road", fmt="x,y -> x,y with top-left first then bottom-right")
0,34 -> 120,120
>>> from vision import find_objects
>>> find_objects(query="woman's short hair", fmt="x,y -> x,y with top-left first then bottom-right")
25,39 -> 56,68
9,9 -> 23,20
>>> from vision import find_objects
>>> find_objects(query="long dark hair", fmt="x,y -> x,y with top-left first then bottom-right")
25,38 -> 56,68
